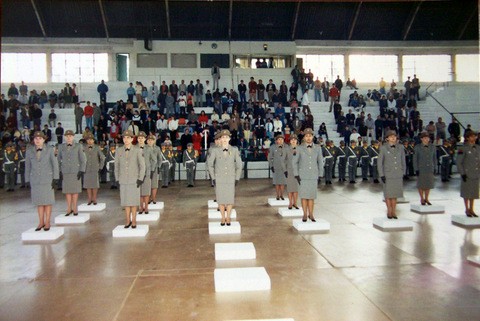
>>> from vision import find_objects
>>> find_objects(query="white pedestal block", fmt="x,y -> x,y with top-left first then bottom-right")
54,214 -> 90,224
135,212 -> 160,222
383,197 -> 409,204
148,202 -> 164,210
268,198 -> 289,206
451,215 -> 480,227
467,255 -> 480,267
209,222 -> 241,235
208,200 -> 218,208
112,225 -> 149,237
278,207 -> 303,217
292,219 -> 330,232
208,209 -> 237,220
411,204 -> 445,214
78,203 -> 106,212
373,217 -> 414,231
22,227 -> 64,241
214,267 -> 271,292
215,242 -> 256,261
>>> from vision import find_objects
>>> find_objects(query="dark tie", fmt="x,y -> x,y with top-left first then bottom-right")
391,145 -> 395,148
36,148 -> 43,152
278,146 -> 283,148
424,145 -> 428,148
89,146 -> 93,149
307,145 -> 312,148
223,149 -> 228,152
140,146 -> 144,149
125,148 -> 130,152
67,144 -> 72,147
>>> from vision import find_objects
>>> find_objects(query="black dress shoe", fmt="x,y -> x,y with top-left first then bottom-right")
302,217 -> 307,222
35,225 -> 45,231
144,211 -> 149,214
276,197 -> 280,200
293,205 -> 299,209
421,201 -> 426,206
138,211 -> 143,215
132,225 -> 137,229
374,179 -> 379,184
65,211 -> 72,216
44,226 -> 50,231
87,201 -> 92,205
288,206 -> 292,210
73,213 -> 78,216
220,222 -> 225,226
124,222 -> 132,228
392,215 -> 398,219
309,217 -> 316,222
93,202 -> 97,205
387,216 -> 392,219
152,201 -> 156,204
280,197 -> 285,200
226,221 -> 231,226
426,201 -> 432,205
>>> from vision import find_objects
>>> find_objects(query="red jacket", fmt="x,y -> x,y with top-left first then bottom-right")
329,87 -> 340,98
84,105 -> 94,117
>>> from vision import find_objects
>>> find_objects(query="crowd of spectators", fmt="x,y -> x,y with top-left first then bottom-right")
1,72 -> 478,163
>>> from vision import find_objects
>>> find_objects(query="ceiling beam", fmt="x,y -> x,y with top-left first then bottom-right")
30,0 -> 47,38
348,1 -> 362,40
98,0 -> 110,40
165,0 -> 171,39
228,0 -> 233,40
290,1 -> 301,41
457,8 -> 476,40
402,0 -> 423,41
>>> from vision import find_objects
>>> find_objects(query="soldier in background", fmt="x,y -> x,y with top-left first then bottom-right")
368,140 -> 380,183
322,140 -> 335,185
3,142 -> 18,191
183,143 -> 198,187
337,141 -> 347,182
159,142 -> 170,188
106,142 -> 118,189
403,139 -> 414,180
346,140 -> 360,184
17,142 -> 27,188
437,139 -> 453,182
360,140 -> 371,181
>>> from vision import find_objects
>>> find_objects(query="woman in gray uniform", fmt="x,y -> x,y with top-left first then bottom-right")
25,131 -> 59,231
58,129 -> 86,216
137,132 -> 157,214
286,134 -> 299,210
413,131 -> 437,205
115,130 -> 146,228
268,134 -> 289,200
207,129 -> 242,226
457,131 -> 480,217
378,130 -> 406,219
83,133 -> 105,205
293,128 -> 324,222
148,135 -> 161,204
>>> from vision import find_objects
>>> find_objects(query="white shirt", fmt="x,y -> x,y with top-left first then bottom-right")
350,133 -> 361,142
211,113 -> 220,122
273,119 -> 283,132
156,119 -> 168,131
168,119 -> 178,131
301,93 -> 310,106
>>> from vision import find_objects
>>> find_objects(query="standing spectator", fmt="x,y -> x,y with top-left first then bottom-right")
211,62 -> 220,90
238,80 -> 247,107
84,101 -> 94,130
63,83 -> 73,109
379,77 -> 387,95
48,90 -> 58,108
97,80 -> 109,103
314,77 -> 322,102
322,77 -> 330,102
411,74 -> 421,100
74,103 -> 84,134
248,77 -> 257,103
194,79 -> 204,108
448,117 -> 461,142
404,76 -> 412,99
42,124 -> 52,143
48,109 -> 57,127
127,83 -> 135,102
55,122 -> 64,144
72,83 -> 79,104
329,84 -> 340,112
19,81 -> 28,97
266,79 -> 276,102
32,104 -> 42,129
435,117 -> 446,144
301,89 -> 311,115
169,80 -> 179,102
149,81 -> 158,103
7,83 -> 19,99
334,75 -> 343,99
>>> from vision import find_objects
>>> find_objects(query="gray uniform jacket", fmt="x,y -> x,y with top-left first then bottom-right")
293,143 -> 324,179
378,143 -> 406,179
207,146 -> 242,183
413,144 -> 437,174
25,145 -> 60,184
140,145 -> 157,177
114,145 -> 146,184
58,143 -> 86,174
268,143 -> 290,185
84,145 -> 105,173
457,143 -> 480,179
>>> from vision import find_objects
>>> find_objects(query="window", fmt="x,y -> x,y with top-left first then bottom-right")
1,53 -> 47,83
137,53 -> 167,68
402,55 -> 452,82
296,55 -> 344,82
349,55 -> 398,83
455,54 -> 479,82
171,54 -> 197,68
51,53 -> 108,83
233,55 -> 291,69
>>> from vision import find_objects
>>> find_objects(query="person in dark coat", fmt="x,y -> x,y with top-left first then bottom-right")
457,131 -> 480,217
413,131 -> 437,205
25,131 -> 60,231
378,130 -> 406,219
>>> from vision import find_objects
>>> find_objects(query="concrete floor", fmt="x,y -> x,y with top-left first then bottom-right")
0,177 -> 479,321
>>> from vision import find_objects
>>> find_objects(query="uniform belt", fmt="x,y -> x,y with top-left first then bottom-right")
186,160 -> 195,163
4,160 -> 14,164
348,156 -> 357,158
361,156 -> 369,158
324,156 -> 333,159
162,160 -> 170,164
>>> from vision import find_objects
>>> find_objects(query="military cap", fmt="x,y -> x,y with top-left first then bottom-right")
339,141 -> 345,145
275,133 -> 285,140
303,128 -> 314,136
161,142 -> 167,147
5,142 -> 14,147
64,130 -> 74,136
147,134 -> 156,140
187,143 -> 194,147
122,130 -> 134,137
85,133 -> 94,140
465,130 -> 477,139
138,131 -> 147,138
419,131 -> 429,139
371,140 -> 379,144
351,140 -> 357,144
219,129 -> 231,137
290,134 -> 298,141
33,131 -> 46,139
385,130 -> 397,138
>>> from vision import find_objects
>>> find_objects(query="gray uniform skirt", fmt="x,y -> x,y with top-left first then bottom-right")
140,176 -> 152,196
286,171 -> 299,193
151,171 -> 159,189
62,173 -> 82,194
299,179 -> 317,199
383,178 -> 404,198
120,184 -> 140,206
273,171 -> 287,185
461,178 -> 479,199
31,183 -> 55,206
417,172 -> 435,190
83,171 -> 99,189
216,182 -> 235,205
